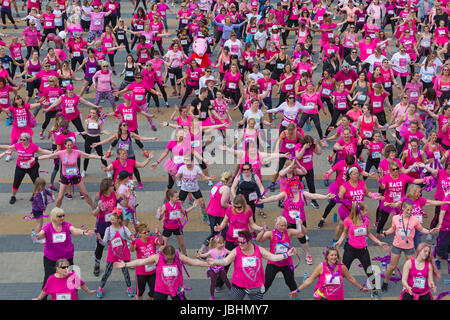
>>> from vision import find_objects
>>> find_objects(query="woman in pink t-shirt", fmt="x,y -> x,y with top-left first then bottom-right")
129,222 -> 163,300
289,247 -> 368,300
0,132 -> 53,205
38,138 -> 107,208
33,207 -> 95,290
114,244 -> 210,300
381,201 -> 439,292
210,229 -> 296,300
335,202 -> 389,299
34,258 -> 96,300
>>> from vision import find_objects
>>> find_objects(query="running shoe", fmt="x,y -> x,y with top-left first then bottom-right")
97,287 -> 104,298
81,171 -> 86,178
311,200 -> 319,209
371,291 -> 380,300
208,180 -> 213,186
112,70 -> 117,76
80,193 -> 85,199
49,184 -> 57,192
317,219 -> 325,229
259,211 -> 267,219
39,133 -> 44,140
93,265 -> 100,277
85,87 -> 90,94
210,296 -> 215,300
381,283 -> 388,292
138,182 -> 144,189
65,194 -> 73,200
170,92 -> 177,97
328,154 -> 333,164
127,287 -> 134,297
9,196 -> 16,205
5,154 -> 12,162
306,255 -> 313,265
320,139 -> 328,147
152,125 -> 157,132
215,285 -> 224,293
106,171 -> 112,178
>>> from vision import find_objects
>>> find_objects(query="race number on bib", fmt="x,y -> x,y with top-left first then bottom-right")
52,233 -> 66,243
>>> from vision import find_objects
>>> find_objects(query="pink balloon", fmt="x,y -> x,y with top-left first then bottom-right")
54,36 -> 62,44
47,33 -> 56,41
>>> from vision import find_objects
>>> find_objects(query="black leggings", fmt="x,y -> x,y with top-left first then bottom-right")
321,96 -> 333,115
100,261 -> 131,289
153,39 -> 164,56
180,84 -> 198,107
282,19 -> 299,44
264,264 -> 297,292
26,46 -> 39,59
364,156 -> 380,175
13,163 -> 39,191
325,109 -> 348,136
298,113 -> 323,140
216,241 -> 238,288
156,81 -> 168,103
69,116 -> 85,136
50,144 -> 59,185
207,269 -> 231,297
1,8 -> 15,25
300,168 -> 316,193
168,67 -> 183,86
11,59 -> 24,79
136,273 -> 156,298
134,0 -> 148,11
322,199 -> 337,220
108,53 -> 116,68
203,214 -> 226,247
342,242 -> 376,288
42,110 -> 59,131
71,57 -> 84,72
376,209 -> 391,234
84,135 -> 107,171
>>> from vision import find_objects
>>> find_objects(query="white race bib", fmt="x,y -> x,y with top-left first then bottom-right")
337,102 -> 347,109
322,88 -> 331,96
111,237 -> 122,248
65,107 -> 75,114
275,243 -> 288,254
242,256 -> 257,267
373,101 -> 381,108
163,266 -> 178,277
233,228 -> 243,238
173,155 -> 183,164
73,51 -> 81,57
105,213 -> 112,222
17,119 -> 27,127
88,122 -> 99,129
52,232 -> 66,243
289,210 -> 300,219
169,210 -> 181,220
325,274 -> 341,285
249,192 -> 258,201
65,168 -> 78,176
228,82 -> 237,89
145,264 -> 156,272
56,293 -> 71,300
123,113 -> 133,121
303,154 -> 312,163
344,79 -> 352,85
372,151 -> 381,159
354,227 -> 367,236
0,98 -> 7,104
363,130 -> 373,138
413,277 -> 426,289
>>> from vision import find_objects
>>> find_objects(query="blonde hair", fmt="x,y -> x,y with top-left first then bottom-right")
32,177 -> 46,196
209,235 -> 225,250
232,194 -> 249,215
135,222 -> 149,234
220,171 -> 232,184
275,216 -> 288,228
350,202 -> 367,225
405,184 -> 421,199
50,207 -> 65,223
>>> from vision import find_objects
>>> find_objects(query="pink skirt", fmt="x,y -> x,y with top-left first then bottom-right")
328,181 -> 340,195
163,158 -> 183,176
212,117 -> 230,130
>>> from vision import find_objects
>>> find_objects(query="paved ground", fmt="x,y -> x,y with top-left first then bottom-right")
0,1 -> 448,301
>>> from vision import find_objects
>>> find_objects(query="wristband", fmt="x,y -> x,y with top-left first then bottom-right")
296,288 -> 301,293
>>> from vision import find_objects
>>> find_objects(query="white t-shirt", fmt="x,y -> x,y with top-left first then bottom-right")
243,109 -> 264,129
254,31 -> 268,50
224,39 -> 243,58
390,52 -> 411,74
248,72 -> 264,82
364,54 -> 387,73
420,65 -> 437,83
199,75 -> 215,90
177,165 -> 202,192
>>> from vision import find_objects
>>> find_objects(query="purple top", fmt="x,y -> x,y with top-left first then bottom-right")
43,221 -> 74,261
30,189 -> 52,212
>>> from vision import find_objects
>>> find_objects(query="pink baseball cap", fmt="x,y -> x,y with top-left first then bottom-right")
66,84 -> 74,90
124,93 -> 132,100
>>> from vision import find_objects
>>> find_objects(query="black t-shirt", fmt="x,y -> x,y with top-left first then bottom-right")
434,13 -> 449,27
344,55 -> 362,73
191,97 -> 212,121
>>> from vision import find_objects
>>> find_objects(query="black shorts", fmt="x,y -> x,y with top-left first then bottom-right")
60,174 -> 81,186
178,189 -> 203,201
32,210 -> 44,218
162,227 -> 183,237
436,230 -> 450,258
287,221 -> 307,229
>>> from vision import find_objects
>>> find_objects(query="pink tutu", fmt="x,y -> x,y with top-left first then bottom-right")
201,118 -> 213,127
212,117 -> 230,130
163,158 -> 183,176
328,181 -> 340,195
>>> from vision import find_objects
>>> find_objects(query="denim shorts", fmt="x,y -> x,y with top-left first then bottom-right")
391,245 -> 415,256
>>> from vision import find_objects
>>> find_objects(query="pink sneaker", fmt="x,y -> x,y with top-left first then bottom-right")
138,182 -> 144,189
306,255 -> 313,265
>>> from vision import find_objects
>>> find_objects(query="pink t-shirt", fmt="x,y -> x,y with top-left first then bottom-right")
368,91 -> 388,114
301,92 -> 323,114
14,142 -> 39,169
114,103 -> 142,131
344,217 -> 370,249
381,173 -> 415,204
135,236 -> 159,275
336,137 -> 359,160
111,159 -> 136,183
332,160 -> 363,186
127,81 -> 151,106
43,272 -> 84,300
57,149 -> 83,177
392,214 -> 420,250
439,195 -> 450,231
43,221 -> 74,261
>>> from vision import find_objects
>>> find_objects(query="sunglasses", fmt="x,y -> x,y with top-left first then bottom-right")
58,265 -> 70,269
234,205 -> 243,209
121,123 -> 128,126
288,97 -> 295,99
391,168 -> 399,171
57,214 -> 65,218
140,231 -> 150,234
402,97 -> 408,99
242,168 -> 251,171
19,138 -> 27,141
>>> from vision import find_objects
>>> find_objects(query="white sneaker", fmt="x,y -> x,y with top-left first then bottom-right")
5,154 -> 12,162
37,238 -> 46,244
106,171 -> 112,178
81,171 -> 86,178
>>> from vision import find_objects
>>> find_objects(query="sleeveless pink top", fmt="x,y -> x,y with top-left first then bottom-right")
232,245 -> 265,289
154,253 -> 184,296
314,262 -> 345,300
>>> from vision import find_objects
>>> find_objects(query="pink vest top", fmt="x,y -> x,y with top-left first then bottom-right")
154,253 -> 184,296
232,245 -> 265,289
106,226 -> 131,263
314,262 -> 345,300
406,259 -> 430,295
268,229 -> 292,268
206,183 -> 226,217
163,201 -> 183,230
